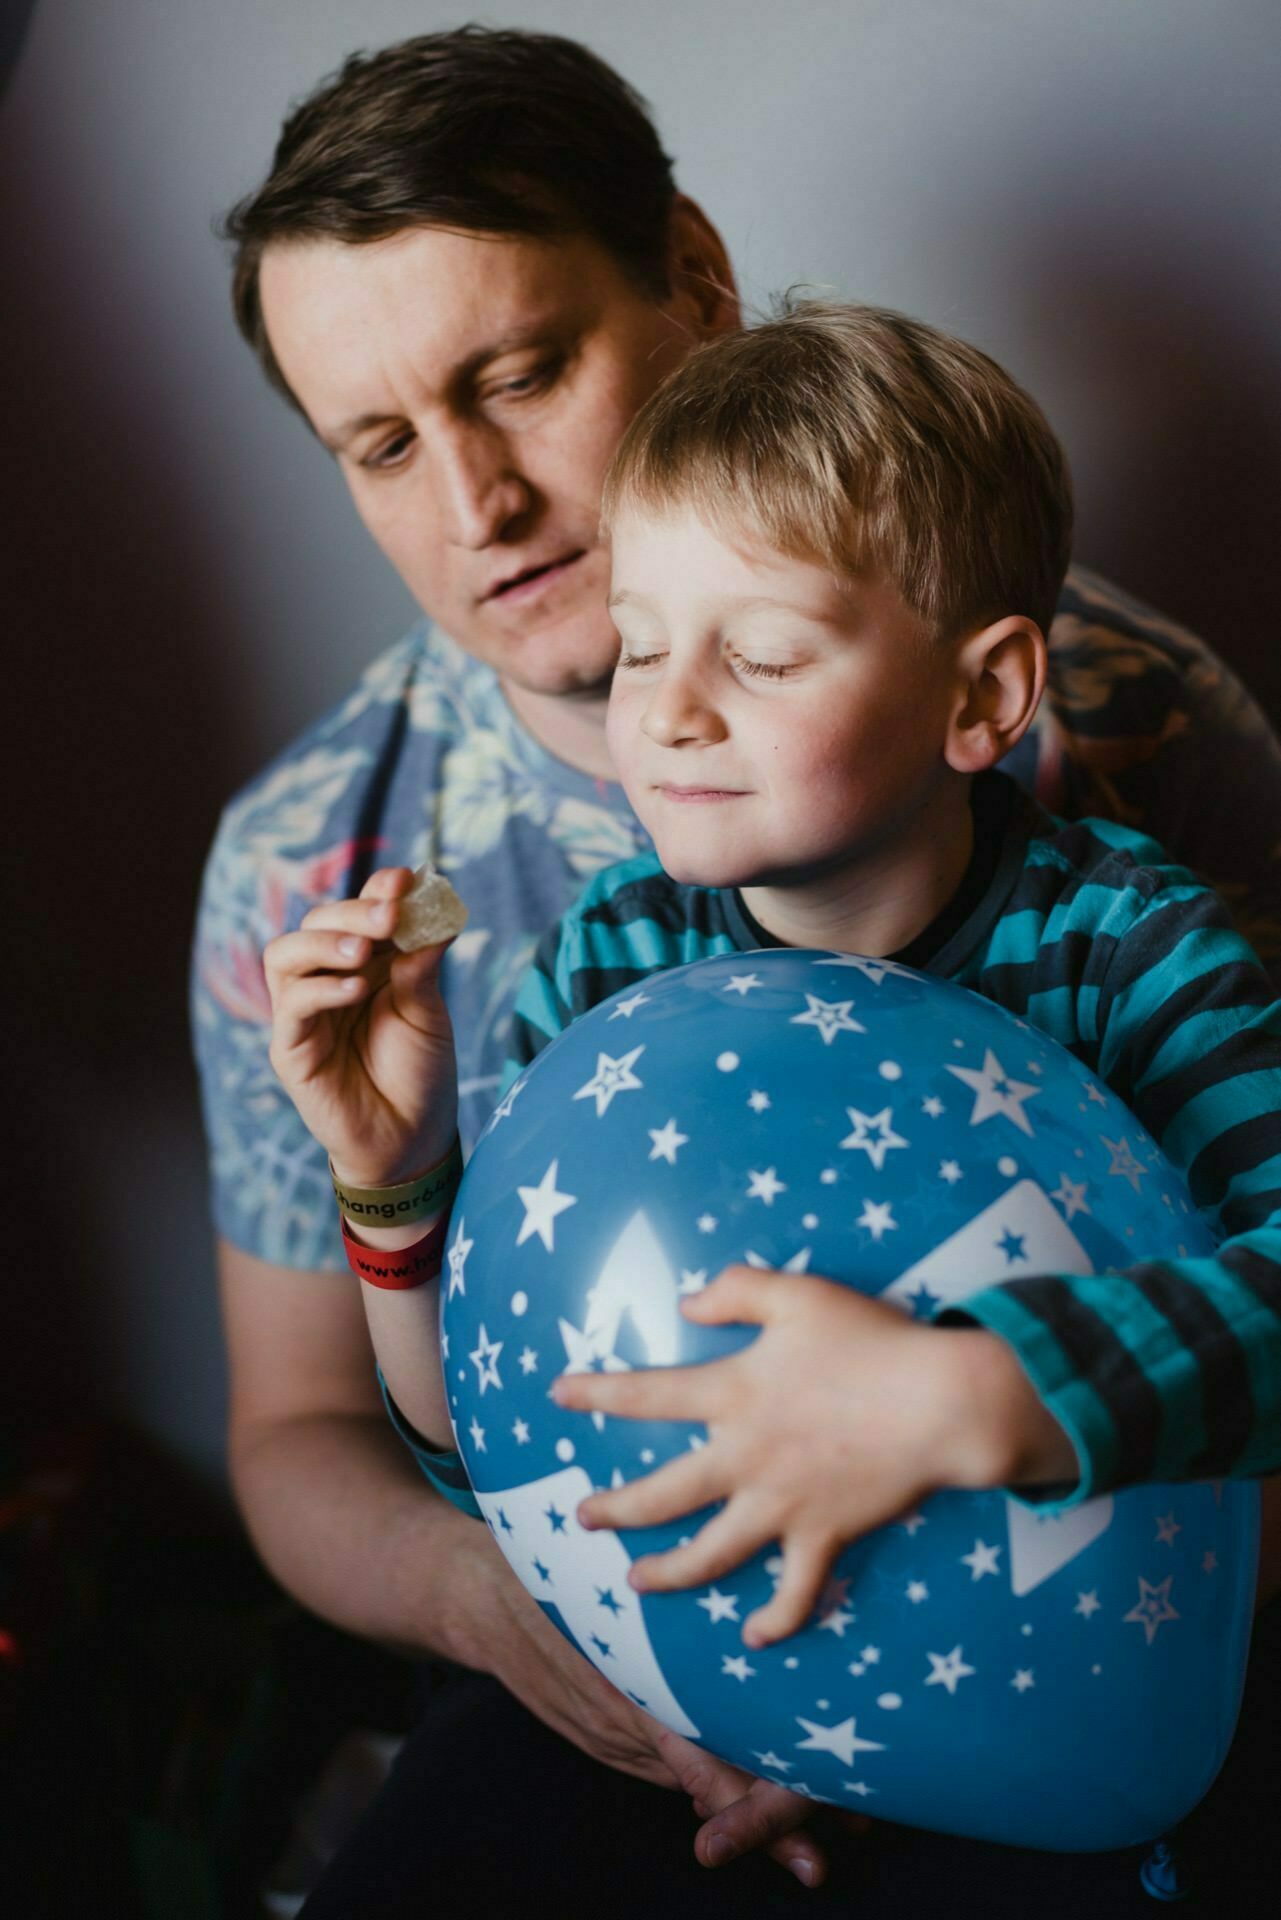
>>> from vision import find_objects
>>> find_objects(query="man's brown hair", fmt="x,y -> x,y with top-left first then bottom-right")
602,300 -> 1073,639
224,26 -> 677,407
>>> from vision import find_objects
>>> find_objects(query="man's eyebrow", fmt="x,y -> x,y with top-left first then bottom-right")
320,324 -> 570,452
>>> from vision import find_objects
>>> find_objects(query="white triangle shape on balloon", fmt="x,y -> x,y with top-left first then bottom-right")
476,1466 -> 701,1737
881,1180 -> 1113,1590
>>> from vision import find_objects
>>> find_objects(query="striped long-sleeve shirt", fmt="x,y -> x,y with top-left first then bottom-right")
503,771 -> 1281,1506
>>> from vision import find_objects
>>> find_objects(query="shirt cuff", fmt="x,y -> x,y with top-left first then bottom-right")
377,1367 -> 483,1520
937,1286 -> 1118,1510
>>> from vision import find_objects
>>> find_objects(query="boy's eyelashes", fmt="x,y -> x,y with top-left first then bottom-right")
615,648 -> 797,681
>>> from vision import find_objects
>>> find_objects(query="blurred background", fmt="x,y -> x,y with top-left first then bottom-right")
3,1 -> 1279,1910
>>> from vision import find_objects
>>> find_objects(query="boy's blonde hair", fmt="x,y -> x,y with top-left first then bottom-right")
601,300 -> 1073,640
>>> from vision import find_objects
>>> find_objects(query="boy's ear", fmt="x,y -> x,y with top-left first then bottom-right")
662,194 -> 741,339
945,616 -> 1047,774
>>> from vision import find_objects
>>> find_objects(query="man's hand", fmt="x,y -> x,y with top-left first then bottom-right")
553,1264 -> 1075,1645
264,865 -> 459,1185
452,1526 -> 836,1886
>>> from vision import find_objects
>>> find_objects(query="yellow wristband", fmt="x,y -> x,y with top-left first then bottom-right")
331,1138 -> 463,1226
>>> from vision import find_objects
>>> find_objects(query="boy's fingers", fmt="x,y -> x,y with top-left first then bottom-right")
357,866 -> 416,900
269,974 -> 369,1061
682,1263 -> 781,1326
742,1537 -> 833,1648
552,1361 -> 719,1424
577,1449 -> 723,1532
629,1499 -> 770,1595
299,896 -> 399,940
265,927 -> 375,988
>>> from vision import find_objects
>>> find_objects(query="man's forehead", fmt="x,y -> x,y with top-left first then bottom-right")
259,225 -> 612,422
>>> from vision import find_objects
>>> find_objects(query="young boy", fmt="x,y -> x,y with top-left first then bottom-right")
264,303 -> 1281,1657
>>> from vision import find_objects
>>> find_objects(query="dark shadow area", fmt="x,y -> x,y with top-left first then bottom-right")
1009,201 -> 1281,726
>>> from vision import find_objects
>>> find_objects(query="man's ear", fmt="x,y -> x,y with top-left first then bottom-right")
945,616 -> 1047,774
663,194 -> 741,338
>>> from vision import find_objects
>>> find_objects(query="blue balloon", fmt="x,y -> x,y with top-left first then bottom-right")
442,950 -> 1258,1850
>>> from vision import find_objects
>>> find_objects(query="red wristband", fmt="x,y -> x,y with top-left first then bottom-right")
341,1210 -> 453,1290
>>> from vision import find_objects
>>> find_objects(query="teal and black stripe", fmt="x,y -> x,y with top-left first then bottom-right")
505,774 -> 1281,1504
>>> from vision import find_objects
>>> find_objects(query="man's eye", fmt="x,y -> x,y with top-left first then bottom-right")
489,360 -> 560,403
362,431 -> 415,471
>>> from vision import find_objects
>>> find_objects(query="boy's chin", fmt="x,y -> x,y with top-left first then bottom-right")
652,845 -> 761,891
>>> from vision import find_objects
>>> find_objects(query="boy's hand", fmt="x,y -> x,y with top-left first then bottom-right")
552,1265 -> 1054,1646
264,865 -> 459,1187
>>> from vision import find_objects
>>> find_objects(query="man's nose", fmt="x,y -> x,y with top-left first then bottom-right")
640,662 -> 728,748
429,422 -> 531,549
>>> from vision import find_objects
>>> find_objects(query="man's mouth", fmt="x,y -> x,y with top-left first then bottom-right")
485,551 -> 587,603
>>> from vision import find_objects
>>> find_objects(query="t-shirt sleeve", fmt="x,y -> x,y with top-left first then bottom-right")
1039,572 -> 1281,987
190,799 -> 347,1271
949,875 -> 1281,1506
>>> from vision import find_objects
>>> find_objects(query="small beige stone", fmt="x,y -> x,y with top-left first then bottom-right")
392,864 -> 469,952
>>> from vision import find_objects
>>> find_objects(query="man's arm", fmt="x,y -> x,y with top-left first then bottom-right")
219,1236 -> 835,1882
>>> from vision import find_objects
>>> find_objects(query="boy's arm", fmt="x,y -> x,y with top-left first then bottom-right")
950,877 -> 1281,1503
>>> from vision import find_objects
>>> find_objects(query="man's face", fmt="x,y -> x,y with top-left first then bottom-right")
259,224 -> 714,698
605,506 -> 960,891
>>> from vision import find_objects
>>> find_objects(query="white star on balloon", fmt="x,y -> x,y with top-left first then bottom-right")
946,1050 -> 1040,1135
840,1107 -> 908,1170
939,1159 -> 963,1184
1102,1135 -> 1147,1192
925,1645 -> 976,1694
906,1580 -> 930,1604
921,1095 -> 945,1118
860,1645 -> 881,1664
446,1218 -> 474,1299
678,1268 -> 708,1295
960,1539 -> 1002,1581
816,955 -> 915,986
512,1418 -> 530,1444
518,1347 -> 538,1375
647,1117 -> 689,1164
1083,1079 -> 1109,1106
817,1606 -> 856,1637
573,1045 -> 646,1117
1050,1175 -> 1091,1220
754,1750 -> 792,1772
747,1089 -> 772,1113
857,1199 -> 897,1241
1155,1512 -> 1183,1545
1011,1669 -> 1035,1693
790,995 -> 867,1045
1123,1575 -> 1180,1644
747,1166 -> 787,1206
489,1079 -> 525,1126
843,1780 -> 876,1798
697,1587 -> 742,1624
468,1323 -> 503,1394
1075,1589 -> 1101,1618
722,1654 -> 757,1681
723,974 -> 763,996
516,1159 -> 578,1251
795,1715 -> 886,1767
468,1415 -> 486,1453
745,1246 -> 812,1272
558,1316 -> 631,1380
697,1213 -> 718,1234
900,1512 -> 927,1536
608,991 -> 651,1020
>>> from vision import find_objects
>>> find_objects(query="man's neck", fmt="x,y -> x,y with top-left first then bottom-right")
740,778 -> 976,957
500,676 -> 617,782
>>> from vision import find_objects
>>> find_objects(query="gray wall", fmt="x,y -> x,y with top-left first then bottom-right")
5,1 -> 1279,1487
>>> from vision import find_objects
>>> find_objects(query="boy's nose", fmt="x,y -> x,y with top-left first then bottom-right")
640,670 -> 729,748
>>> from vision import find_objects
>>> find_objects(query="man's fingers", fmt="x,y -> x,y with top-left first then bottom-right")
552,1360 -> 720,1424
698,1777 -> 827,1886
577,1449 -> 723,1533
742,1536 -> 834,1647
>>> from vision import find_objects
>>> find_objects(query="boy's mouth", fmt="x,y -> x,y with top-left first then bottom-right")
655,785 -> 749,803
